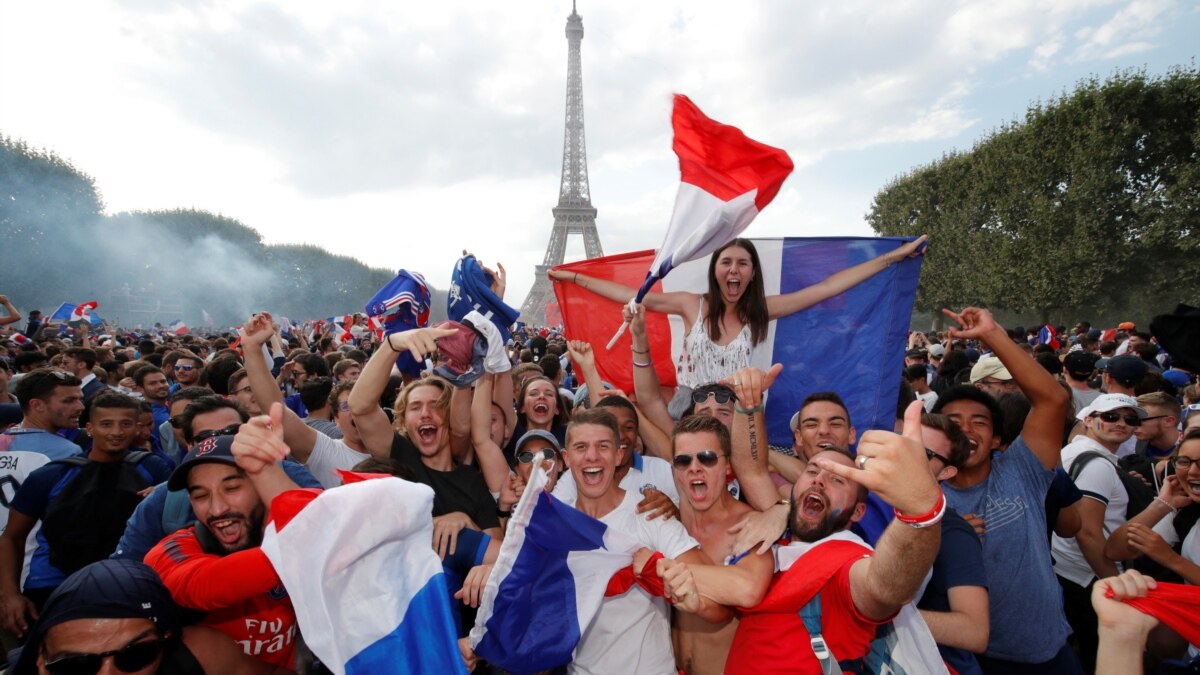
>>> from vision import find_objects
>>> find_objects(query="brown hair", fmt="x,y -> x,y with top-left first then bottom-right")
566,407 -> 620,447
672,414 -> 731,457
921,413 -> 973,469
394,376 -> 453,438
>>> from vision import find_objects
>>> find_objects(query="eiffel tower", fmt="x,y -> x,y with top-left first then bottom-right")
519,2 -> 603,326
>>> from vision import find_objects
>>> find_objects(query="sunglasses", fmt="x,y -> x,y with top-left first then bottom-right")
517,448 -> 557,464
925,448 -> 952,465
168,416 -> 184,429
1097,411 -> 1141,427
691,389 -> 734,405
48,369 -> 73,381
173,364 -> 197,372
672,450 -> 721,469
193,424 -> 242,442
43,638 -> 165,675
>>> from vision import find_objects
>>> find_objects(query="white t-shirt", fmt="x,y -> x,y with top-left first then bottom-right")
566,489 -> 698,675
916,391 -> 938,413
1051,436 -> 1129,586
552,454 -> 679,505
306,432 -> 370,488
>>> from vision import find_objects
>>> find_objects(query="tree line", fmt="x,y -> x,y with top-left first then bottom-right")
869,66 -> 1199,327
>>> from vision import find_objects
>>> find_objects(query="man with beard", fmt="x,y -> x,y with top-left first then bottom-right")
665,365 -> 943,674
145,405 -> 301,669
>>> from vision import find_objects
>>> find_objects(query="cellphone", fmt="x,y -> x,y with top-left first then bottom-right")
1166,457 -> 1177,478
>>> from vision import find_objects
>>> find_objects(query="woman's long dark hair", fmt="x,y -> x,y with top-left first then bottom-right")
705,238 -> 768,346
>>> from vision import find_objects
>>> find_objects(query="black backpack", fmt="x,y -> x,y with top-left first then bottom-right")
1068,451 -> 1155,522
41,452 -> 152,575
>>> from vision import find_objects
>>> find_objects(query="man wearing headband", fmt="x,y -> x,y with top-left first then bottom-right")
11,559 -> 289,674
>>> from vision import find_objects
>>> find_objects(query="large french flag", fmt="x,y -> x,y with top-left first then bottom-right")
260,477 -> 465,675
469,466 -> 640,674
554,237 -> 923,447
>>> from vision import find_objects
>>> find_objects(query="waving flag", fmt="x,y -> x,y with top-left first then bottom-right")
366,270 -> 432,376
448,254 -> 520,342
168,320 -> 188,336
48,302 -> 103,326
554,237 -> 923,447
469,466 -> 640,674
634,94 -> 793,303
260,477 -> 465,675
1037,324 -> 1060,350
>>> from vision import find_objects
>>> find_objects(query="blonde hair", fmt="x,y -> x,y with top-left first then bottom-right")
393,376 -> 453,437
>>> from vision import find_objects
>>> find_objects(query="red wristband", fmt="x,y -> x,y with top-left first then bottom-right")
894,490 -> 945,526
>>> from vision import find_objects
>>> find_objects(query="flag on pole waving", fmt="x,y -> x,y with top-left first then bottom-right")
635,94 -> 794,301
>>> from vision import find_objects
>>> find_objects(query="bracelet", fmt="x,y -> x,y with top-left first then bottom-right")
573,272 -> 579,284
1154,497 -> 1179,514
631,347 -> 650,355
734,402 -> 764,415
386,333 -> 398,351
894,491 -> 946,529
633,359 -> 653,368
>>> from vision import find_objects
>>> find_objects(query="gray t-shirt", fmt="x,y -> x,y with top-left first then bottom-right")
943,435 -> 1070,662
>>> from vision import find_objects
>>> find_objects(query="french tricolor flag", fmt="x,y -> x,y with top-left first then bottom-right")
260,476 -> 465,675
633,94 -> 793,303
168,319 -> 188,336
554,237 -> 923,447
469,466 -> 640,673
48,302 -> 102,325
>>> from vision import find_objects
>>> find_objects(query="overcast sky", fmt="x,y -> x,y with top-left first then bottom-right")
2,0 -> 1196,307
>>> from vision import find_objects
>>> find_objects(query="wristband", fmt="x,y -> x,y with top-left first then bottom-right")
631,347 -> 650,355
734,402 -> 764,415
1154,497 -> 1179,514
633,359 -> 653,368
894,490 -> 946,529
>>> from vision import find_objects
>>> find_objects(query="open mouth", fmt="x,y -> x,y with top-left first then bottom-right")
726,279 -> 741,296
532,403 -> 550,415
689,479 -> 709,501
800,492 -> 826,521
1188,480 -> 1200,496
581,467 -> 604,486
209,517 -> 244,545
417,424 -> 438,443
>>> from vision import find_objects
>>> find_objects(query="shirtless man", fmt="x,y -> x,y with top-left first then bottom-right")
669,415 -> 772,675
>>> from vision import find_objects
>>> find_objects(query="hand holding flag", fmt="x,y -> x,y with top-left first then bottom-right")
601,94 -> 793,348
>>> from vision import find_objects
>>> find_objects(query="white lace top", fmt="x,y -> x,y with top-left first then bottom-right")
676,299 -> 754,388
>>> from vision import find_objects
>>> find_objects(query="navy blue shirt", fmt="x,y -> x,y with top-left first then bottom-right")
918,508 -> 987,675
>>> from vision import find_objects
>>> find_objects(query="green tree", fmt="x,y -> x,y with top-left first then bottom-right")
869,66 -> 1200,325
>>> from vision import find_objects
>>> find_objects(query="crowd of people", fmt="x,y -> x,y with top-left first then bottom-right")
0,244 -> 1197,675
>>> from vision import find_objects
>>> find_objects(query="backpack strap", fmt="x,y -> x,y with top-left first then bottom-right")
124,450 -> 151,465
799,593 -> 843,675
1067,451 -> 1104,482
49,456 -> 89,468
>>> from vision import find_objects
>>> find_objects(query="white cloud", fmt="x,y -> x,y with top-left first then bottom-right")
1,0 -> 1193,309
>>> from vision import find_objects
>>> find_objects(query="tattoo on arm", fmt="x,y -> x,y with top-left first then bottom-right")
749,414 -> 759,462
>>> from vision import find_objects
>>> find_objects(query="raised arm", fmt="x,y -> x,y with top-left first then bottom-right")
728,365 -> 787,511
625,304 -> 674,439
471,373 -> 514,495
565,339 -> 605,408
449,384 -> 473,463
350,328 -> 453,457
831,401 -> 942,621
943,307 -> 1068,468
0,295 -> 20,327
230,403 -> 302,506
547,268 -> 697,317
239,313 -> 318,463
766,235 -> 926,319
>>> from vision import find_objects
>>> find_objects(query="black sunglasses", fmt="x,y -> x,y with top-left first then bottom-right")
691,389 -> 734,405
168,416 -> 184,429
517,448 -> 558,465
1097,411 -> 1141,427
43,638 -> 165,675
925,448 -> 952,465
193,424 -> 242,442
673,450 -> 721,469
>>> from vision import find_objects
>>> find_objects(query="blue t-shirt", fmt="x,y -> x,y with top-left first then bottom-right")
284,393 -> 309,419
917,508 -> 986,675
111,459 -> 322,562
943,435 -> 1069,662
11,453 -> 173,590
